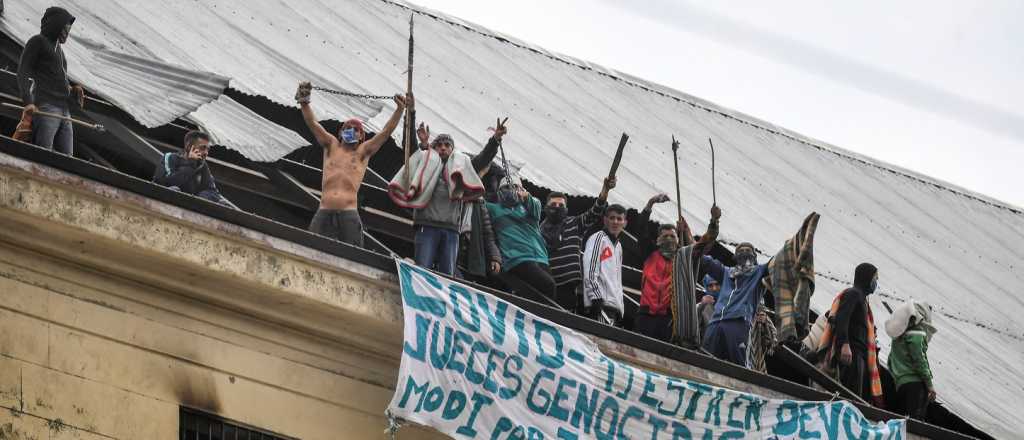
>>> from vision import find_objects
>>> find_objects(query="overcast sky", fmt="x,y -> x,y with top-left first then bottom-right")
411,0 -> 1024,208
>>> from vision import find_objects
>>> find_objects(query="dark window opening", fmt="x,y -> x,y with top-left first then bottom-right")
179,407 -> 297,440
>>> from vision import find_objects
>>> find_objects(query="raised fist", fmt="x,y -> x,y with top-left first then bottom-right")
295,81 -> 312,104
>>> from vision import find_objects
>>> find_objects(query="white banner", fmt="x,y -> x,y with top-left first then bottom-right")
387,260 -> 906,439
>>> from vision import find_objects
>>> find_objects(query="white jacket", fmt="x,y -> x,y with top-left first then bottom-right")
582,230 -> 624,315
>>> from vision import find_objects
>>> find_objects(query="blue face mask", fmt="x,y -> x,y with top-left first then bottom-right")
340,127 -> 359,144
867,279 -> 878,294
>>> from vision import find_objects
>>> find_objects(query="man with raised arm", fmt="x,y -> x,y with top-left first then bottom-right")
295,81 -> 408,248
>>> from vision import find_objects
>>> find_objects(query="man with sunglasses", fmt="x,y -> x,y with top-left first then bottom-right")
296,81 -> 408,248
403,120 -> 507,276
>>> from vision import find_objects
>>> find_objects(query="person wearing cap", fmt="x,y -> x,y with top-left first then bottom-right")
295,81 -> 408,248
699,242 -> 772,365
17,6 -> 86,155
885,300 -> 937,418
393,120 -> 507,276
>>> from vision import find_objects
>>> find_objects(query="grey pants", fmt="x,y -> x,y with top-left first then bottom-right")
309,209 -> 364,248
33,103 -> 74,155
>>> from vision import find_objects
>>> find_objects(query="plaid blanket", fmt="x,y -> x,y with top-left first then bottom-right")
767,212 -> 820,343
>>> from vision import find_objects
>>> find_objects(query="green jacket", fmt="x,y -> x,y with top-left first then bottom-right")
887,326 -> 933,389
485,197 -> 548,271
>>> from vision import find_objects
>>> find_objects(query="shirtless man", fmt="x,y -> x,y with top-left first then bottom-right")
296,81 -> 408,247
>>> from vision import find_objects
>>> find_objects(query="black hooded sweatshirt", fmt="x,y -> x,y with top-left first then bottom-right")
153,152 -> 218,197
833,263 -> 878,355
17,7 -> 77,107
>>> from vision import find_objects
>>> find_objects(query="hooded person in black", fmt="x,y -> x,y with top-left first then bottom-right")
17,6 -> 84,155
832,262 -> 879,398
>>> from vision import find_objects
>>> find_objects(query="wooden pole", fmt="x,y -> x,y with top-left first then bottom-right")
671,135 -> 682,218
708,137 -> 717,206
402,14 -> 415,184
607,133 -> 629,179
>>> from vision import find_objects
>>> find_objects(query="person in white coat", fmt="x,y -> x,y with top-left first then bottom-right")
582,204 -> 628,325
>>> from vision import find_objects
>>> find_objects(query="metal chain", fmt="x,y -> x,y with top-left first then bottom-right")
311,86 -> 392,100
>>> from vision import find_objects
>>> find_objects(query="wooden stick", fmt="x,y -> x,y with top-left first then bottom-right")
671,135 -> 682,218
607,132 -> 629,179
402,14 -> 415,185
1,102 -> 105,132
708,137 -> 717,206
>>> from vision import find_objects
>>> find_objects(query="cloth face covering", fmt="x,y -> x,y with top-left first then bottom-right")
733,248 -> 757,276
340,128 -> 359,144
545,206 -> 567,222
498,187 -> 519,207
657,235 -> 679,258
540,206 -> 569,247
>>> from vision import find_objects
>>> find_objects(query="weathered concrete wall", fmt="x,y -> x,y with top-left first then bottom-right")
0,153 -> 925,439
0,241 -> 450,440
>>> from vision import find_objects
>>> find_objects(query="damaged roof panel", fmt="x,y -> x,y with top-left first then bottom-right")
188,95 -> 308,163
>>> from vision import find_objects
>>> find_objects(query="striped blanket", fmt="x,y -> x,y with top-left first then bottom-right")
817,290 -> 884,406
670,245 -> 701,347
747,306 -> 778,373
767,212 -> 820,343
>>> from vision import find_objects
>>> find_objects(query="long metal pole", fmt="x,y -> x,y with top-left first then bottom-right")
402,15 -> 415,184
2,102 -> 105,132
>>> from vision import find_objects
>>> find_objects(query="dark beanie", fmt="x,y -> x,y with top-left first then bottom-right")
853,263 -> 877,291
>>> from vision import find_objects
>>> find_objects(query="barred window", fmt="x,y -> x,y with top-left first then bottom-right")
180,407 -> 297,440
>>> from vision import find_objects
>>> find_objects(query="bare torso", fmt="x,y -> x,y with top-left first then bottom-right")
320,139 -> 367,210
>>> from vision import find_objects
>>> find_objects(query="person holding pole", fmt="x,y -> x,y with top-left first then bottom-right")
389,119 -> 507,275
631,194 -> 719,343
540,178 -> 615,313
296,81 -> 408,248
17,6 -> 85,155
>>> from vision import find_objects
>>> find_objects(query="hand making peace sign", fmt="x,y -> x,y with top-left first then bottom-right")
493,117 -> 509,140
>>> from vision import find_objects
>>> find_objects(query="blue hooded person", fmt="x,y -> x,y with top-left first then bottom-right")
697,275 -> 720,338
700,242 -> 771,366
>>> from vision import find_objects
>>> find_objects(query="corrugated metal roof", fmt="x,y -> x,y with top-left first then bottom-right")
188,95 -> 308,163
0,7 -> 229,127
0,0 -> 386,124
3,1 -> 1022,437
